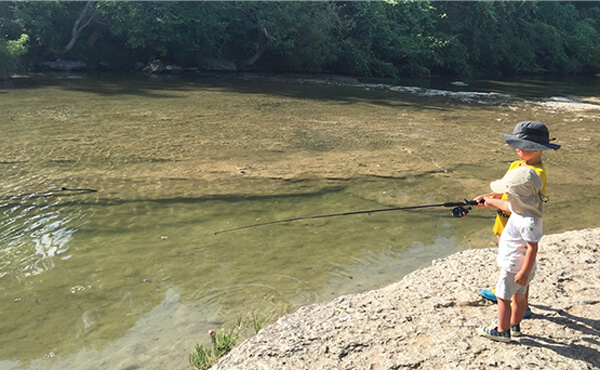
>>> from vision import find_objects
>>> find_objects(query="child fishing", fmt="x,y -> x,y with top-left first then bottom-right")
475,121 -> 560,317
477,166 -> 545,342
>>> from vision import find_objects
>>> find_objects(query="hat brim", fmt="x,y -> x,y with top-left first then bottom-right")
502,134 -> 561,151
490,179 -> 508,194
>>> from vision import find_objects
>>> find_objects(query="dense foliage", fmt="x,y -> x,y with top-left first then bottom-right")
1,1 -> 599,77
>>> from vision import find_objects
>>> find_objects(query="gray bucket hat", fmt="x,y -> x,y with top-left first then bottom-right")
501,121 -> 561,151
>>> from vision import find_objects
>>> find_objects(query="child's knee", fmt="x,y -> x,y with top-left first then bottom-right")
497,297 -> 511,305
512,293 -> 527,303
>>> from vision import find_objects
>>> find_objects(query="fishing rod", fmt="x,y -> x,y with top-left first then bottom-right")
214,199 -> 482,235
0,187 -> 97,201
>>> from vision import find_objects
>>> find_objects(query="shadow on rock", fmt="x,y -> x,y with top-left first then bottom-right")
531,304 -> 600,337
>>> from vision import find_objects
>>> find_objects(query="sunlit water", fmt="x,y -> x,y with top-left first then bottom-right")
0,73 -> 598,369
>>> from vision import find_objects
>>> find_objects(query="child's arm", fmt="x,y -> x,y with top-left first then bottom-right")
515,241 -> 538,286
474,192 -> 502,208
480,196 -> 509,212
474,192 -> 501,201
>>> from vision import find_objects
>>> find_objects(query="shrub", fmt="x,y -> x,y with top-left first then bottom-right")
189,318 -> 242,370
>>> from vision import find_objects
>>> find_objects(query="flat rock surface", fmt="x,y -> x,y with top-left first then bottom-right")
213,228 -> 600,369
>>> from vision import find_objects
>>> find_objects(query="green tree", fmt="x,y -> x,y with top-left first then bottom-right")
1,2 -> 73,58
0,33 -> 29,78
334,1 -> 445,77
0,1 -> 599,77
436,1 -> 600,76
95,2 -> 232,65
232,2 -> 342,72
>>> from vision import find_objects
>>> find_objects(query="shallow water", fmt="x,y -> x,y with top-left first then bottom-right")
0,73 -> 598,369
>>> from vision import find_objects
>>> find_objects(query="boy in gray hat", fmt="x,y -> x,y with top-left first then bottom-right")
475,121 -> 560,315
477,166 -> 544,342
476,120 -> 559,237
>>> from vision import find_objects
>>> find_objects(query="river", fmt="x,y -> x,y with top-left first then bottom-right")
0,73 -> 598,369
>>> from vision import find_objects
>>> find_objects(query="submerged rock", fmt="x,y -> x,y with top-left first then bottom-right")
142,59 -> 166,74
41,59 -> 86,71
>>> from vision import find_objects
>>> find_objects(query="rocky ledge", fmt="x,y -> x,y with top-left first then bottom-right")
213,228 -> 600,369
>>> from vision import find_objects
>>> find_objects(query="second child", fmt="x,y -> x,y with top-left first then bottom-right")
477,167 -> 544,342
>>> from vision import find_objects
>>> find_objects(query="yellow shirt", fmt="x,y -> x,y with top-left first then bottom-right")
492,160 -> 547,236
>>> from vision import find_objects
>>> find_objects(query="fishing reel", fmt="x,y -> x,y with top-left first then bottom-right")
452,205 -> 470,218
450,199 -> 481,218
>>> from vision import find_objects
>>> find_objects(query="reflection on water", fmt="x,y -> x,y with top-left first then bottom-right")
0,73 -> 598,369
0,179 -> 88,279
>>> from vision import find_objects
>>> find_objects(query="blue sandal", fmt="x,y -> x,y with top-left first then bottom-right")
479,289 -> 497,302
479,289 -> 533,318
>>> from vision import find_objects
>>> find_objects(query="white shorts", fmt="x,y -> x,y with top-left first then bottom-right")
495,269 -> 536,301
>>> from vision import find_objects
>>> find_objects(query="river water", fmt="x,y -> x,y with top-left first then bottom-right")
1,73 -> 598,369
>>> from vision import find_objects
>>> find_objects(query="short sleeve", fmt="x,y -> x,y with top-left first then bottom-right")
520,219 -> 543,243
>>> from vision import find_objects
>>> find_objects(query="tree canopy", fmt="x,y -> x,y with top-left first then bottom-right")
1,1 -> 599,78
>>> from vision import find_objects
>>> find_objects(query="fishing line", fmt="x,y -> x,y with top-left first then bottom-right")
0,187 -> 97,201
215,199 -> 482,235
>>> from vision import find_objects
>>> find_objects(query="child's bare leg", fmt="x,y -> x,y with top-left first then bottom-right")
511,293 -> 527,326
497,298 -> 511,332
